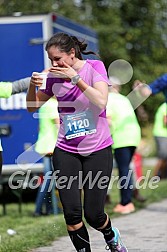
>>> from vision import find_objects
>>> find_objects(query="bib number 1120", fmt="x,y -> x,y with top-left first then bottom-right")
67,118 -> 90,131
63,111 -> 96,139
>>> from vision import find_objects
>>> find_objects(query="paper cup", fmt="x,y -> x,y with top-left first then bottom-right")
32,72 -> 47,89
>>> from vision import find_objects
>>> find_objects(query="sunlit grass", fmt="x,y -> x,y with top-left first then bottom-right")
0,205 -> 66,252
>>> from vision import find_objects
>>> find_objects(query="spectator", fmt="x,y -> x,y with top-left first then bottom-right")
33,97 -> 60,216
152,102 -> 167,179
106,78 -> 145,214
0,77 -> 30,175
133,74 -> 167,101
134,75 -> 167,180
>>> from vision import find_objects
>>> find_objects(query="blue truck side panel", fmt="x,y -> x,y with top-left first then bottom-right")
0,94 -> 40,165
0,18 -> 46,166
0,13 -> 99,168
0,22 -> 44,81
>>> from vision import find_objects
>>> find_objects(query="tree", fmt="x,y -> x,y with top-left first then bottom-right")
0,0 -> 166,122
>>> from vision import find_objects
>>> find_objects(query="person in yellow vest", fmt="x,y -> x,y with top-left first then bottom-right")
106,77 -> 144,214
152,102 -> 167,178
33,97 -> 60,216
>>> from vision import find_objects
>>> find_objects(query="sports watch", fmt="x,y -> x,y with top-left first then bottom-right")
71,74 -> 81,85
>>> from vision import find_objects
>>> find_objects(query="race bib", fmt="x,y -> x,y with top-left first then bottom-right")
63,111 -> 96,140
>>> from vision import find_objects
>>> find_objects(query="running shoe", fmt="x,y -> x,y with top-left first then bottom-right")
105,227 -> 128,252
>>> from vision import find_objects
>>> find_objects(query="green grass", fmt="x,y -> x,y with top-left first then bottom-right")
0,205 -> 67,252
0,167 -> 167,252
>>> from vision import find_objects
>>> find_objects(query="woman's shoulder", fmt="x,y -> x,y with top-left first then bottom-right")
86,59 -> 104,66
86,59 -> 106,72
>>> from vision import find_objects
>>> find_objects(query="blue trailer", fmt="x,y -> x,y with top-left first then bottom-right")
0,13 -> 99,173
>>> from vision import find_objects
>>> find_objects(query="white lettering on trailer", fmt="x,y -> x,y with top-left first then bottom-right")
0,93 -> 26,110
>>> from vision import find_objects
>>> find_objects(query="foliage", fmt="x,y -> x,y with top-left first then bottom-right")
0,0 -> 167,121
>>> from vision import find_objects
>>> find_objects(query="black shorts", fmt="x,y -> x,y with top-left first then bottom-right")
52,146 -> 113,227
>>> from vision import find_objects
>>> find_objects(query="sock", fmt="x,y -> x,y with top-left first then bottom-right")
99,218 -> 115,243
68,224 -> 91,252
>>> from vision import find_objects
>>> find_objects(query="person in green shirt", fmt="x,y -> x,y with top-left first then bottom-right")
106,79 -> 143,214
152,102 -> 167,178
34,97 -> 60,216
0,77 -> 30,176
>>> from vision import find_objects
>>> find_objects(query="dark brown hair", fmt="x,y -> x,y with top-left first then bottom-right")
45,32 -> 97,60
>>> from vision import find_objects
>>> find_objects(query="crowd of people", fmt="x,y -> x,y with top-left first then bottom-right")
0,31 -> 167,252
